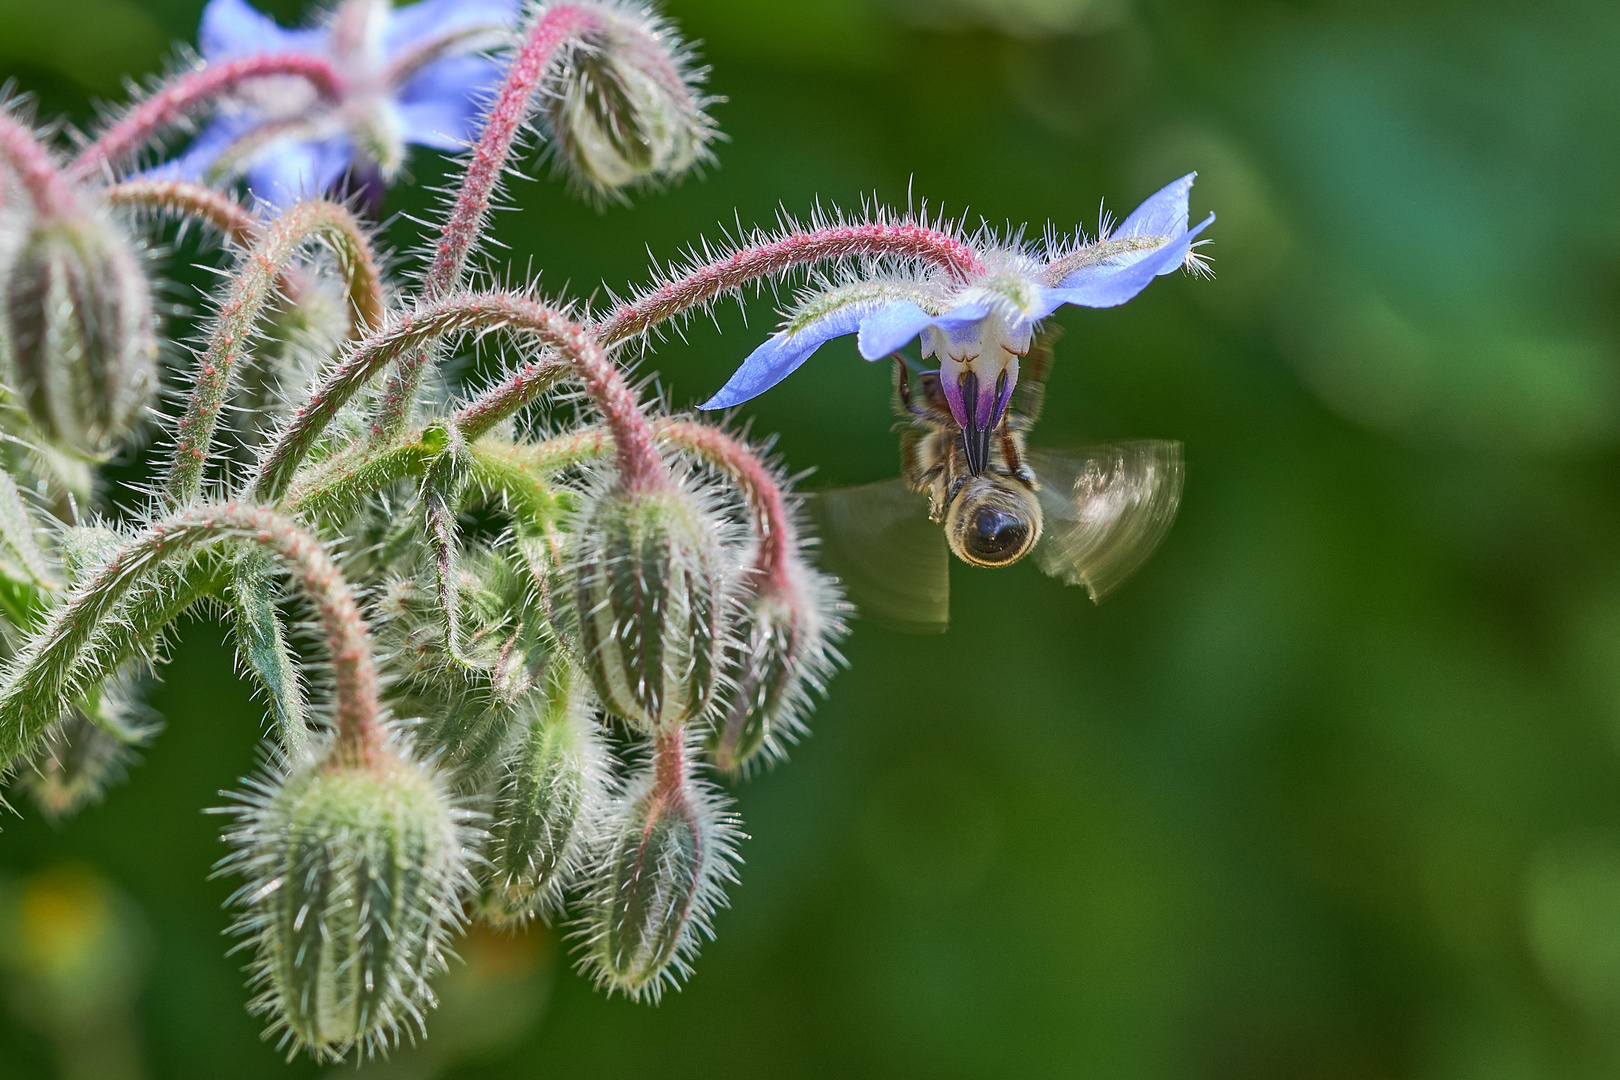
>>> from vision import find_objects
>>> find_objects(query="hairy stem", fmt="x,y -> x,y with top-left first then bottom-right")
283,435 -> 435,519
654,420 -> 794,591
496,419 -> 793,587
594,223 -> 988,347
105,179 -> 260,247
0,504 -> 381,770
451,357 -> 568,439
254,290 -> 663,504
0,114 -> 76,216
69,55 -> 346,180
164,199 -> 385,506
652,725 -> 686,801
371,2 -> 598,441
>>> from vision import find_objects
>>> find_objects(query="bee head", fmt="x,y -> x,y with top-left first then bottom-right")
945,476 -> 1042,568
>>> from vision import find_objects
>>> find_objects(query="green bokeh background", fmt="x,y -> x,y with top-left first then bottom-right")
7,0 -> 1620,1076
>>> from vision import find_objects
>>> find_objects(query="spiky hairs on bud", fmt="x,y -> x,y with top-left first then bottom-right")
22,676 -> 155,823
578,734 -> 737,1000
478,657 -> 612,925
708,552 -> 844,775
543,1 -> 718,198
218,745 -> 475,1061
1,211 -> 156,456
558,477 -> 733,732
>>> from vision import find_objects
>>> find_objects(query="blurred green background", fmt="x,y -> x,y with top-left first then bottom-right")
7,0 -> 1620,1076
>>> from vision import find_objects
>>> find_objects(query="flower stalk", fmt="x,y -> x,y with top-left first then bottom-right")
69,54 -> 346,180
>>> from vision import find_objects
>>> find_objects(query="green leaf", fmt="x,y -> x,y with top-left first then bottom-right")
230,548 -> 311,759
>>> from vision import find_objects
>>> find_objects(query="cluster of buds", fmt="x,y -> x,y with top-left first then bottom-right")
0,0 -> 1208,1063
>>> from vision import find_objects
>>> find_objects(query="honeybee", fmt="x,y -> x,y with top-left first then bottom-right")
809,331 -> 1184,632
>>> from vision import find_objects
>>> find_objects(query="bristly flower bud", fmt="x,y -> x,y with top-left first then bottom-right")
218,745 -> 474,1061
1,212 -> 156,457
477,657 -> 611,925
22,677 -> 156,824
580,735 -> 737,1000
707,554 -> 843,775
544,2 -> 718,198
558,480 -> 731,732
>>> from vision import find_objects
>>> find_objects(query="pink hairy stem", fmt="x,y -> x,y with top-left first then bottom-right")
655,420 -> 795,594
0,503 -> 384,767
69,54 -> 346,181
593,223 -> 988,347
105,179 -> 261,247
370,3 -> 599,441
0,114 -> 77,216
164,199 -> 385,506
256,290 -> 664,504
652,726 -> 687,802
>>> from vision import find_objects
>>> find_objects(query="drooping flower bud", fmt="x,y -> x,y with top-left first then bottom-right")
22,681 -> 154,824
477,657 -> 611,925
1,213 -> 156,457
581,736 -> 736,1000
707,555 -> 844,774
374,546 -> 553,785
544,3 -> 718,197
558,481 -> 731,732
219,745 -> 473,1060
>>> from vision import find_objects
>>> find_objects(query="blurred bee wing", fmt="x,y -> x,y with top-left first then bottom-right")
804,478 -> 951,633
1026,441 -> 1184,602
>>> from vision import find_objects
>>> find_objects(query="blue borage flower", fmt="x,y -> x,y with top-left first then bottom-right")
151,0 -> 519,206
701,174 -> 1214,470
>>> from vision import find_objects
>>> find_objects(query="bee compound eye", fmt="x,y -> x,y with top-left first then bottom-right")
961,504 -> 1032,566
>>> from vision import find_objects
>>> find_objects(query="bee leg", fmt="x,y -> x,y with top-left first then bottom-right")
896,360 -> 931,419
1001,430 -> 1038,487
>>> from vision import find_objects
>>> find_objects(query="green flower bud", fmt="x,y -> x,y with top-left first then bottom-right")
477,657 -> 611,925
581,745 -> 736,1000
706,557 -> 844,775
22,682 -> 153,824
559,484 -> 729,732
545,3 -> 718,198
375,545 -> 553,785
219,747 -> 473,1060
2,213 -> 156,457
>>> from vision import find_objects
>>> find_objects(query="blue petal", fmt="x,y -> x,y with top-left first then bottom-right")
199,0 -> 324,60
1115,173 -> 1195,243
243,135 -> 356,207
700,306 -> 867,410
855,301 -> 935,360
855,297 -> 996,359
395,54 -> 503,149
385,0 -> 520,56
143,113 -> 256,182
1046,212 -> 1215,310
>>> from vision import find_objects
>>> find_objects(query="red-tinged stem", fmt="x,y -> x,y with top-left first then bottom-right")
0,504 -> 382,770
105,179 -> 261,247
517,419 -> 795,593
422,3 -> 595,298
654,420 -> 794,594
452,357 -> 567,439
370,3 -> 598,441
165,199 -> 385,506
70,54 -> 347,181
652,726 -> 686,800
255,290 -> 663,504
594,223 -> 988,346
0,114 -> 76,217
